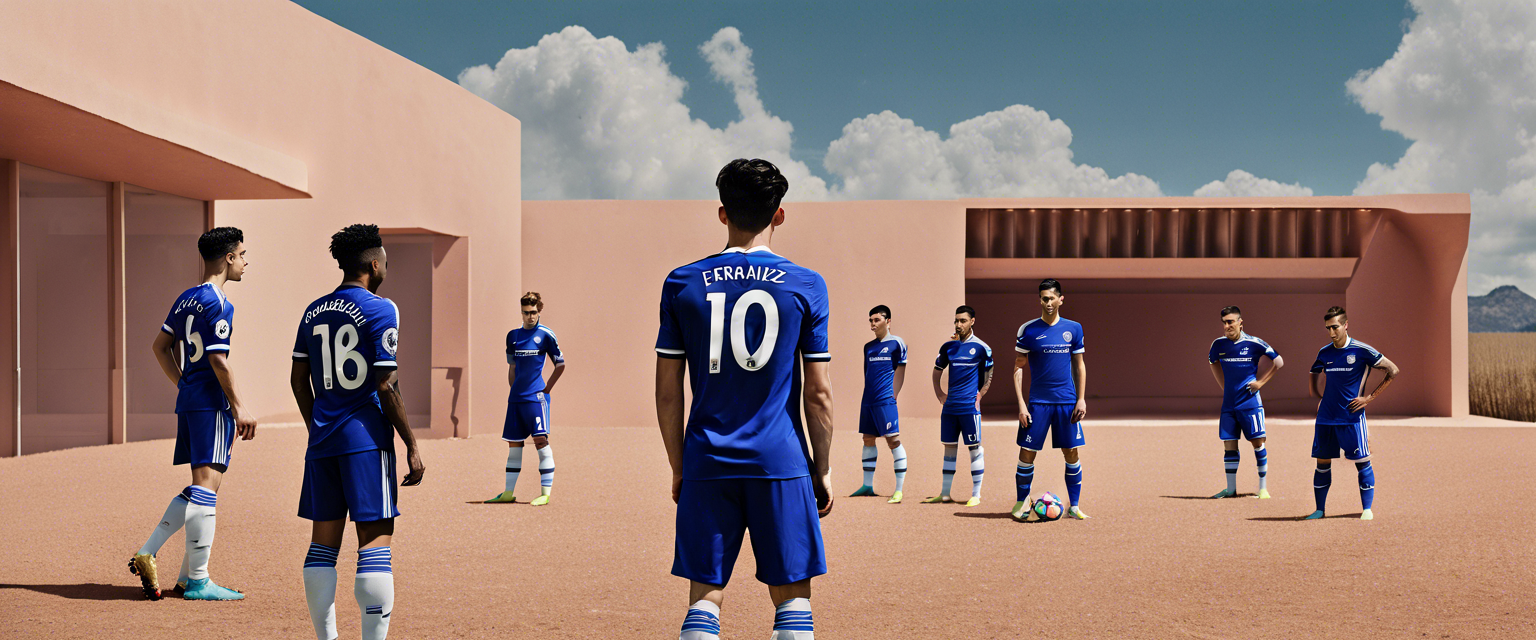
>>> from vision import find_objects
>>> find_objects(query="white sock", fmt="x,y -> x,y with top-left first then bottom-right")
356,547 -> 394,640
137,493 -> 189,556
891,444 -> 908,493
505,447 -> 522,493
538,446 -> 555,493
861,445 -> 877,487
177,551 -> 190,586
941,449 -> 957,496
182,486 -> 218,581
969,445 -> 986,497
1256,444 -> 1269,491
771,597 -> 814,639
679,599 -> 721,640
303,544 -> 339,640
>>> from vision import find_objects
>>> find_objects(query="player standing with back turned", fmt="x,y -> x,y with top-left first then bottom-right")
656,159 -> 834,640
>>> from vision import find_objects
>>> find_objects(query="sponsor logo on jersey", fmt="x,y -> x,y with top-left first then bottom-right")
383,328 -> 399,356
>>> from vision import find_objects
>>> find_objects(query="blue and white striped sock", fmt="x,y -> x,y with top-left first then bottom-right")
861,445 -> 877,487
182,486 -> 218,581
891,444 -> 908,493
355,547 -> 393,640
968,445 -> 986,498
1064,462 -> 1083,506
941,451 -> 957,496
1313,464 -> 1332,512
1224,449 -> 1240,494
537,446 -> 555,492
1255,445 -> 1269,491
679,599 -> 721,640
771,597 -> 814,639
1015,463 -> 1035,503
505,446 -> 522,493
1356,461 -> 1375,510
303,544 -> 339,640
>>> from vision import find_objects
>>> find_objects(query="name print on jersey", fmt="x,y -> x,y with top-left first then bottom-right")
701,265 -> 788,287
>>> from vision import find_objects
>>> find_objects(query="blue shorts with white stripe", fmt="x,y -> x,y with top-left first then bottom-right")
298,448 -> 400,522
173,408 -> 235,468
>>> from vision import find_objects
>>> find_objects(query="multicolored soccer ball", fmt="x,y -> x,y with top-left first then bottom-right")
1032,492 -> 1064,521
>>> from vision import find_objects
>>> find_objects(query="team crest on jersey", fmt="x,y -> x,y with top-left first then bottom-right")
1346,354 -> 1356,364
383,328 -> 399,356
881,346 -> 889,353
1241,347 -> 1249,355
534,336 -> 542,344
1062,331 -> 1072,342
214,319 -> 231,339
968,348 -> 976,355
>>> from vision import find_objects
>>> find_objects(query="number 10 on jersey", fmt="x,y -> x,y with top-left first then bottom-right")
706,290 -> 779,374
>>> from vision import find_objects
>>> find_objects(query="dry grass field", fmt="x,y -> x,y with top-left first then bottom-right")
1470,333 -> 1536,422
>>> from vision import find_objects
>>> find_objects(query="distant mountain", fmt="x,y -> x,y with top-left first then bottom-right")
1469,285 -> 1536,332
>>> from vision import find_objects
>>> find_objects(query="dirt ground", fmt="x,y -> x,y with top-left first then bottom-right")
1,418 -> 1531,639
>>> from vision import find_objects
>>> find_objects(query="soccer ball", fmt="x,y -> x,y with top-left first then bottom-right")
1032,492 -> 1064,521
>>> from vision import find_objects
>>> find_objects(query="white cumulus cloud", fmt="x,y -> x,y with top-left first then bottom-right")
1193,170 -> 1313,197
1346,0 -> 1536,295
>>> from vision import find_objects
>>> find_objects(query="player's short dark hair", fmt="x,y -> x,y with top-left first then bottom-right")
1039,278 -> 1063,296
716,158 -> 788,233
869,305 -> 891,320
955,305 -> 976,319
197,227 -> 243,262
1220,305 -> 1242,318
520,291 -> 544,312
1324,306 -> 1347,322
329,224 -> 384,275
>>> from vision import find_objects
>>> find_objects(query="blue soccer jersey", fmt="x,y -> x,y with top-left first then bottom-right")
1208,333 -> 1279,411
654,246 -> 831,480
161,283 -> 235,413
506,324 -> 564,403
934,335 -> 993,414
1015,317 -> 1085,404
293,285 -> 401,460
1311,338 -> 1385,425
861,334 -> 908,406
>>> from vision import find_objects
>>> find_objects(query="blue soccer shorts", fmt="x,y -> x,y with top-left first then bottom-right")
1018,403 -> 1086,451
173,408 -> 235,468
298,449 -> 400,522
858,403 -> 900,438
503,393 -> 551,442
673,477 -> 827,587
1312,416 -> 1371,461
1220,407 -> 1268,441
939,412 -> 981,446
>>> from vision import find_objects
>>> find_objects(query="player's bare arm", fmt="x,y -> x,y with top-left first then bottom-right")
931,367 -> 947,405
542,360 -> 566,394
803,359 -> 835,517
1071,352 -> 1088,423
376,369 -> 425,486
892,363 -> 905,398
1209,361 -> 1225,391
655,356 -> 687,503
290,360 -> 315,431
1349,356 -> 1401,412
1309,371 -> 1324,398
207,351 -> 257,440
1247,355 -> 1285,392
977,365 -> 993,411
151,330 -> 181,386
1014,354 -> 1031,425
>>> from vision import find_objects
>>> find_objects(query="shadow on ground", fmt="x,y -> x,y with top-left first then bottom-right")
0,583 -> 144,601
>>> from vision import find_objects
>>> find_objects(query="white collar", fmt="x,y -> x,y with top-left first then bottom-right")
720,245 -> 775,255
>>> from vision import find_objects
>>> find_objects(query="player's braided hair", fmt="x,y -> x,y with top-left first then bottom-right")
329,224 -> 384,275
197,227 -> 243,262
716,158 -> 789,233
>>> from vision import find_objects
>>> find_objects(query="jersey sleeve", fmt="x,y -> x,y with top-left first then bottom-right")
798,274 -> 831,362
161,305 -> 178,337
542,329 -> 565,365
1208,340 -> 1219,364
1015,324 -> 1030,354
201,299 -> 234,352
293,322 -> 309,361
1368,348 -> 1384,366
1071,323 -> 1085,354
983,344 -> 995,371
506,331 -> 515,365
654,277 -> 686,360
896,338 -> 908,365
371,299 -> 400,369
1310,351 -> 1326,373
1263,340 -> 1279,359
934,344 -> 950,370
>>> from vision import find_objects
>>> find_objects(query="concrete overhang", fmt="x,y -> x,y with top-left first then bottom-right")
959,194 -> 1471,215
0,79 -> 308,201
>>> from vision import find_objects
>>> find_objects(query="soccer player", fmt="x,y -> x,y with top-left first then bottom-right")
655,159 -> 834,640
1306,306 -> 1398,521
486,291 -> 566,505
849,305 -> 909,503
925,306 -> 992,507
129,226 -> 256,601
292,224 -> 426,640
1207,305 -> 1284,499
1010,279 -> 1090,522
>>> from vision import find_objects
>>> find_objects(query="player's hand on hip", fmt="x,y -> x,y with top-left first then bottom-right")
1071,399 -> 1087,423
1348,395 -> 1372,412
1246,380 -> 1263,393
812,472 -> 834,518
671,473 -> 683,504
233,407 -> 257,440
401,448 -> 425,486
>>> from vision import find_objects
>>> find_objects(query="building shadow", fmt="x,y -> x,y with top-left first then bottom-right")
0,583 -> 144,601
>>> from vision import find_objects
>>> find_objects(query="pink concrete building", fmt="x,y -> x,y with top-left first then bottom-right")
0,2 -> 1470,457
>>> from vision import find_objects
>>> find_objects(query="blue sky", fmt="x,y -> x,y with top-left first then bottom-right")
296,0 -> 1413,196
